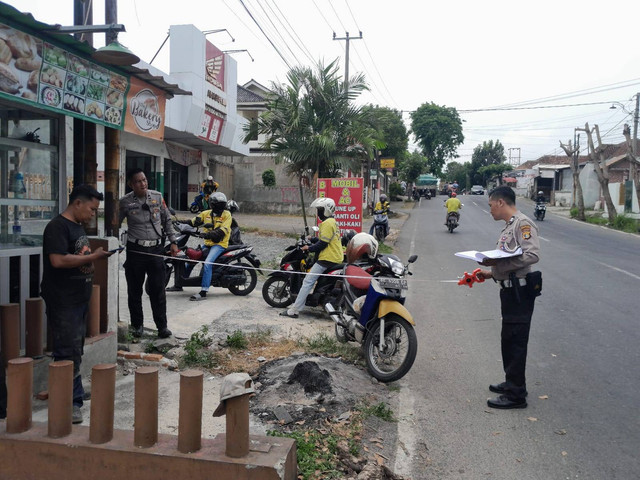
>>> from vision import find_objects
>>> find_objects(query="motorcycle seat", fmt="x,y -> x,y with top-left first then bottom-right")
345,265 -> 371,290
224,244 -> 249,252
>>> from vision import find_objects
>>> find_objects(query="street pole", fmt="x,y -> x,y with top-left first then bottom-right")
633,93 -> 639,156
332,32 -> 362,93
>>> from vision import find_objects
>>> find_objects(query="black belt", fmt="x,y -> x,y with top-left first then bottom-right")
128,239 -> 162,247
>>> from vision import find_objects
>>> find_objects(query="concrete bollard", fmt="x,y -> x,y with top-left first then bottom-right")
225,395 -> 251,458
0,304 -> 21,367
177,369 -> 203,454
25,298 -> 44,358
89,364 -> 116,444
48,360 -> 73,438
87,285 -> 100,338
134,366 -> 158,448
6,357 -> 33,434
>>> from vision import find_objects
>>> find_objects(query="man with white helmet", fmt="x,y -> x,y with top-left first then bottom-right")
280,197 -> 343,318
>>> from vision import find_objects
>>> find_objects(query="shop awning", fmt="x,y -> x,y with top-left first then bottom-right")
0,1 -> 190,99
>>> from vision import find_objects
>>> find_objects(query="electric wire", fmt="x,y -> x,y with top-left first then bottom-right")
267,0 -> 316,65
251,0 -> 304,66
237,0 -> 292,69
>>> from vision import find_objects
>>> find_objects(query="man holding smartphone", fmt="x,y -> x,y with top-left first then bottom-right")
41,184 -> 114,424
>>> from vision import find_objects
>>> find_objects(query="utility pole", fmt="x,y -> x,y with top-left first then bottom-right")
633,92 -> 639,156
332,32 -> 362,93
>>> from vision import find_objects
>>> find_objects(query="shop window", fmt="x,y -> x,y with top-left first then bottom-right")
0,106 -> 59,250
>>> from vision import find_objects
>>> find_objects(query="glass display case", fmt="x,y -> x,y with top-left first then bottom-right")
0,105 -> 60,251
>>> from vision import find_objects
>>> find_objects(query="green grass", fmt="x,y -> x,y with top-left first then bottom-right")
226,330 -> 249,349
612,214 -> 639,233
268,430 -> 343,480
357,401 -> 396,422
181,325 -> 217,369
303,332 -> 362,364
378,243 -> 393,254
585,214 -> 608,226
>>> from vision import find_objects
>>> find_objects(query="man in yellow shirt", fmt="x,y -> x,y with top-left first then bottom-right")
444,192 -> 462,225
187,192 -> 232,301
280,197 -> 343,318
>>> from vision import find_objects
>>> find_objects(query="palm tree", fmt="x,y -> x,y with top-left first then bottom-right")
244,59 -> 376,229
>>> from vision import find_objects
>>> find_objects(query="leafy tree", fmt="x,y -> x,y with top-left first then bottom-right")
471,140 -> 507,184
443,161 -> 471,190
477,163 -> 513,184
410,102 -> 464,176
245,60 -> 375,228
398,151 -> 428,184
361,105 -> 408,160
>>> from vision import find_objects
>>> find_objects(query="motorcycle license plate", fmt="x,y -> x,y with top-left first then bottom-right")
378,277 -> 408,290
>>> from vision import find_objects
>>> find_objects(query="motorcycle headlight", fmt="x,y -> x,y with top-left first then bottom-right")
390,259 -> 404,275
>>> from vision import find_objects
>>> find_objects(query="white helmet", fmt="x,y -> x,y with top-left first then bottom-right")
209,192 -> 227,215
310,197 -> 335,218
538,191 -> 543,195
345,232 -> 379,264
207,176 -> 213,181
380,194 -> 388,202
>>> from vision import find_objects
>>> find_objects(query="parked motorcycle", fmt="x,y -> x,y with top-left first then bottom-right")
372,209 -> 390,242
534,202 -> 546,221
261,230 -> 343,309
446,211 -> 460,233
325,238 -> 418,382
189,191 -> 207,213
159,218 -> 261,296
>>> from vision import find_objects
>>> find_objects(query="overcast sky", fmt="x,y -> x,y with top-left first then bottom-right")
8,0 -> 640,165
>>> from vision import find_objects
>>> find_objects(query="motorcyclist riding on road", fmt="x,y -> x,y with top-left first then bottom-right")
444,192 -> 462,225
369,194 -> 391,237
536,190 -> 545,203
201,176 -> 219,209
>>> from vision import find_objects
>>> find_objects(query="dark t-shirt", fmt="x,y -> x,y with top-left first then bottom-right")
41,215 -> 94,305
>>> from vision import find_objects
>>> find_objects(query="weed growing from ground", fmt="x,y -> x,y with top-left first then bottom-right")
304,332 -> 362,364
357,401 -> 396,422
180,325 -> 217,369
226,330 -> 248,349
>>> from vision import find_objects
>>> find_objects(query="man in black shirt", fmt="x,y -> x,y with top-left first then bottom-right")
41,185 -> 113,424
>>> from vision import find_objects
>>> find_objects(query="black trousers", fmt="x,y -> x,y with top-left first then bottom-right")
124,243 -> 167,330
499,286 -> 536,399
0,348 -> 6,418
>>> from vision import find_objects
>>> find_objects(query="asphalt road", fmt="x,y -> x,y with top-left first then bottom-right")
389,195 -> 640,480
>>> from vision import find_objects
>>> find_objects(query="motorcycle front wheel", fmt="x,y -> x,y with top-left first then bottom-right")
261,275 -> 293,307
189,204 -> 200,213
364,314 -> 417,382
374,225 -> 385,242
227,261 -> 258,296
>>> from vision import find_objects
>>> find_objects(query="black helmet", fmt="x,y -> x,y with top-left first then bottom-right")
341,229 -> 357,247
209,192 -> 227,215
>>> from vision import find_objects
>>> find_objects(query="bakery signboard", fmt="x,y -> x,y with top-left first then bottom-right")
0,22 -> 129,129
124,76 -> 166,140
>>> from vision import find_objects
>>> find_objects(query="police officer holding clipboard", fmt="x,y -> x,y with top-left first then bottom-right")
477,186 -> 542,409
119,168 -> 179,339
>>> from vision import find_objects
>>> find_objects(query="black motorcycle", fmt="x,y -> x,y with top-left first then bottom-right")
534,202 -> 546,221
160,220 -> 261,296
446,211 -> 460,233
261,232 -> 344,309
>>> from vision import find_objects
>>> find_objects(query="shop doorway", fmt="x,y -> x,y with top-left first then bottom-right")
125,151 -> 156,193
165,161 -> 188,211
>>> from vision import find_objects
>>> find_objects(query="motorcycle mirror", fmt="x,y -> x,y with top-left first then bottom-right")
408,255 -> 418,263
169,207 -> 176,215
311,226 -> 319,233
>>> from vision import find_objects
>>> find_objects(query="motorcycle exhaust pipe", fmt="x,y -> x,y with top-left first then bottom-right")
324,303 -> 342,323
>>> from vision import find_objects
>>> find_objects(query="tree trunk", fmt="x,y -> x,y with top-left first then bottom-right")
559,139 -> 585,220
583,123 -> 617,223
298,175 -> 309,233
622,124 -> 640,212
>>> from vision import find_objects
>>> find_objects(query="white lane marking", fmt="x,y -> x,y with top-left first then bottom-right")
597,261 -> 640,281
472,201 -> 479,206
482,209 -> 490,214
539,236 -> 550,242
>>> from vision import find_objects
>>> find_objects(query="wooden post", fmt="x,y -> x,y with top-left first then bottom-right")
89,364 -> 116,444
6,357 -> 33,434
48,360 -> 74,438
25,298 -> 44,357
0,304 -> 21,367
225,395 -> 250,458
134,366 -> 158,448
87,285 -> 100,337
178,370 -> 203,453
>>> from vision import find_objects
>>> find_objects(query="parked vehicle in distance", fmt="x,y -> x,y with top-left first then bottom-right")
470,185 -> 484,195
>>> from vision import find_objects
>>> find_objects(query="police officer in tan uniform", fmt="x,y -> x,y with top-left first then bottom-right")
477,186 -> 542,409
119,168 -> 179,339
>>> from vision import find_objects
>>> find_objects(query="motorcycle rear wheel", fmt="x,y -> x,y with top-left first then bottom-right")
189,204 -> 200,213
448,221 -> 455,233
364,314 -> 417,382
227,262 -> 258,296
262,276 -> 293,307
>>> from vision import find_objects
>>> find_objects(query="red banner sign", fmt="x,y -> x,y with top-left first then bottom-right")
197,110 -> 223,144
317,177 -> 363,233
